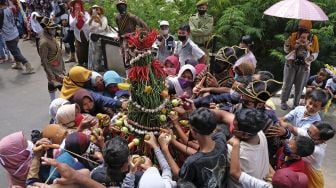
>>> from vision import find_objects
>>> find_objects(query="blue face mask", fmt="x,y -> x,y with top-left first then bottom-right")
178,78 -> 194,89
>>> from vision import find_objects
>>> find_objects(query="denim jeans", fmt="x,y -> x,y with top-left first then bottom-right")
5,37 -> 28,64
0,34 -> 10,58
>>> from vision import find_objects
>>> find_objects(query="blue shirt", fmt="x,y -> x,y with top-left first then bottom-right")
284,106 -> 321,129
1,7 -> 19,41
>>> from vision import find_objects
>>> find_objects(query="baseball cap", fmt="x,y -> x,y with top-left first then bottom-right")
159,20 -> 169,26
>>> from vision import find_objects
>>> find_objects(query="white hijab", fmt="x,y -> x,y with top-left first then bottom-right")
168,64 -> 196,97
30,12 -> 43,35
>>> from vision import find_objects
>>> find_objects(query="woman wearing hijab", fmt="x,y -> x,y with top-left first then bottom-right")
0,131 -> 33,187
49,98 -> 70,123
69,0 -> 90,67
55,103 -> 83,130
103,70 -> 129,99
167,64 -> 196,97
71,88 -> 125,116
90,71 -> 105,92
163,55 -> 180,76
60,66 -> 92,99
47,132 -> 90,183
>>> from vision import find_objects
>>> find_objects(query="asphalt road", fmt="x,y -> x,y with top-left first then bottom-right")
0,40 -> 335,187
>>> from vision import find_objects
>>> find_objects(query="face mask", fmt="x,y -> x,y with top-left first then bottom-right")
117,4 -> 127,14
0,140 -> 33,176
164,68 -> 177,76
161,29 -> 169,35
198,9 -> 206,15
178,78 -> 194,89
178,35 -> 187,42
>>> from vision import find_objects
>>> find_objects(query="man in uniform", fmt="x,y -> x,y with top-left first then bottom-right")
39,17 -> 66,102
189,0 -> 214,48
115,0 -> 148,68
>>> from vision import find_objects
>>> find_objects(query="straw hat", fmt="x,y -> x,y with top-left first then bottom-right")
40,17 -> 58,29
89,4 -> 105,15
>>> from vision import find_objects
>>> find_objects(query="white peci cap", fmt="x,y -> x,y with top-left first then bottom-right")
159,20 -> 169,26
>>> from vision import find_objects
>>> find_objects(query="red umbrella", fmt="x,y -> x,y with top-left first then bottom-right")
264,0 -> 328,21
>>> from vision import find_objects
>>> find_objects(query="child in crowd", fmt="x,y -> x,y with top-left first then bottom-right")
279,88 -> 329,130
227,108 -> 269,188
229,136 -> 308,188
306,68 -> 330,90
275,135 -> 315,172
277,121 -> 335,188
325,75 -> 336,101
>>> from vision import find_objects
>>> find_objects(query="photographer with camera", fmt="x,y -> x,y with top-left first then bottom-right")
281,20 -> 319,110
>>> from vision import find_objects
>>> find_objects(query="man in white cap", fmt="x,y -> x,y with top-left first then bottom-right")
155,20 -> 175,63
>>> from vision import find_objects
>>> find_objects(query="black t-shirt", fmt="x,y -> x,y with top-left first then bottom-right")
179,132 -> 228,188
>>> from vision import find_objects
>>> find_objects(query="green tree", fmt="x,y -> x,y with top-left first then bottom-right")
86,0 -> 336,79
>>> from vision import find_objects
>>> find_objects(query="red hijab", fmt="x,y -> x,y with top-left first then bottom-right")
71,0 -> 85,30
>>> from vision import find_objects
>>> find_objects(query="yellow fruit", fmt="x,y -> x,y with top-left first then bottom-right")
161,108 -> 167,114
171,99 -> 180,107
133,138 -> 140,145
144,134 -> 151,141
169,111 -> 177,116
179,120 -> 189,126
160,90 -> 169,98
118,83 -> 131,90
144,86 -> 152,94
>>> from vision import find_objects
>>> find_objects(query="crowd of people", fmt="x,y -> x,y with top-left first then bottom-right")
0,0 -> 336,188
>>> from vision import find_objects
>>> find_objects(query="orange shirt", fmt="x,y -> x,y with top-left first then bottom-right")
287,32 -> 319,53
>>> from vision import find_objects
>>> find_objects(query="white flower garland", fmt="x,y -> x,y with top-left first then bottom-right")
123,118 -> 160,135
129,98 -> 169,113
129,50 -> 152,66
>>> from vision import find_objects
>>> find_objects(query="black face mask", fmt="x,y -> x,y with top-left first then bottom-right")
198,9 -> 206,15
117,4 -> 127,14
178,35 -> 187,42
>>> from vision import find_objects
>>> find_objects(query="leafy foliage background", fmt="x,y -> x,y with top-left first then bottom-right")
86,0 -> 336,80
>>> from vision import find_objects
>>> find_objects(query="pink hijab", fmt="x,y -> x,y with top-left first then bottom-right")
164,55 -> 180,76
0,131 -> 33,187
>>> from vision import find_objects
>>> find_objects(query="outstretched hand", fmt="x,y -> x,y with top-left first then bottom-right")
144,132 -> 159,149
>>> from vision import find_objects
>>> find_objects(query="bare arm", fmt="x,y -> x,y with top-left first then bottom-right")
158,133 -> 181,178
229,137 -> 241,180
171,139 -> 197,156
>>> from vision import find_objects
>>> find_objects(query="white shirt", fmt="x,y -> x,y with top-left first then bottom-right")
69,11 -> 90,42
325,78 -> 336,92
89,16 -> 108,34
239,172 -> 272,188
227,131 -> 270,188
174,38 -> 204,66
297,128 -> 327,170
233,51 -> 257,69
30,12 -> 43,38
